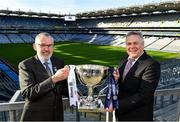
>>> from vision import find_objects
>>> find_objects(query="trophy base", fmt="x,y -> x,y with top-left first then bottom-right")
78,98 -> 105,112
78,108 -> 106,113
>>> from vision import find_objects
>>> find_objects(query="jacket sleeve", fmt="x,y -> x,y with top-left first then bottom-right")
53,59 -> 69,98
56,79 -> 69,97
119,61 -> 160,113
19,61 -> 55,101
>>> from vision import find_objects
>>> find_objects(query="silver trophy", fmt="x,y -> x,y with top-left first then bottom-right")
75,64 -> 109,112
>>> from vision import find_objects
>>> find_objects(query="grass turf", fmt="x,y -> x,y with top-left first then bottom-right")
0,41 -> 179,68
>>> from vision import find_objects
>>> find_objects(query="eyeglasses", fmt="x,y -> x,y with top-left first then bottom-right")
36,43 -> 54,48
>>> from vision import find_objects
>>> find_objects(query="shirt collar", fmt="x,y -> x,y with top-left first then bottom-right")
128,51 -> 144,62
38,56 -> 52,65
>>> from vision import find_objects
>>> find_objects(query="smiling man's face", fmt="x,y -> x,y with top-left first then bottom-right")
33,35 -> 54,61
126,34 -> 144,59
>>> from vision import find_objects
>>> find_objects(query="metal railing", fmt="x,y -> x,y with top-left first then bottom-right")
0,88 -> 180,121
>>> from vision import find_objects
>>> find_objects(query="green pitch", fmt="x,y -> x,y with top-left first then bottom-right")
0,42 -> 179,68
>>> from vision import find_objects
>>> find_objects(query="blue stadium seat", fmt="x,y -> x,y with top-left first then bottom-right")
0,63 -> 19,85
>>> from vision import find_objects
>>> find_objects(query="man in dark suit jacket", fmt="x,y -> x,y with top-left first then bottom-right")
114,31 -> 161,121
19,32 -> 69,121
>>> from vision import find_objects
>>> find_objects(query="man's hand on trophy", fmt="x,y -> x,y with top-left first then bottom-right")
52,66 -> 70,83
113,68 -> 119,81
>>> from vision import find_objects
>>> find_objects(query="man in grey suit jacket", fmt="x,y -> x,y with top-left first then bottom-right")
19,32 -> 69,121
113,31 -> 161,121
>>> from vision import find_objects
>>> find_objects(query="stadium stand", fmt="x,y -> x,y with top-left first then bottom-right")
0,15 -> 64,28
162,38 -> 180,52
0,12 -> 179,52
19,34 -> 34,43
153,59 -> 180,121
145,37 -> 174,51
0,34 -> 11,43
158,59 -> 180,89
0,59 -> 19,102
7,34 -> 24,43
76,12 -> 180,28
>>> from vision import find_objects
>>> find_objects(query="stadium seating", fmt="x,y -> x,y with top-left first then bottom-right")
0,60 -> 19,102
0,8 -> 179,53
19,34 -> 34,43
162,39 -> 180,52
7,34 -> 24,43
0,15 -> 64,28
78,13 -> 180,28
145,37 -> 174,51
0,34 -> 11,43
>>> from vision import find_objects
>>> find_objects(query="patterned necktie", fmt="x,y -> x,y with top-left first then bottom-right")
123,58 -> 135,80
44,62 -> 52,76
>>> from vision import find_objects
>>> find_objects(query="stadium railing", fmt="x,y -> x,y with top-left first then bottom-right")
0,88 -> 180,121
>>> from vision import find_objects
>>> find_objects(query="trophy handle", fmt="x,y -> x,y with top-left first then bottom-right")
97,85 -> 108,99
75,70 -> 87,86
77,88 -> 83,97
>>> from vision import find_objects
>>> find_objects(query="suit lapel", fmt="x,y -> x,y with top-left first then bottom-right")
121,52 -> 148,83
118,59 -> 127,83
51,57 -> 57,74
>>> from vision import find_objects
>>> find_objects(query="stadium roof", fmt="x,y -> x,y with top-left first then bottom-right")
0,9 -> 65,18
0,1 -> 179,19
76,1 -> 180,18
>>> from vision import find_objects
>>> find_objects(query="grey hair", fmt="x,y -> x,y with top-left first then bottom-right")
35,32 -> 54,44
125,31 -> 144,43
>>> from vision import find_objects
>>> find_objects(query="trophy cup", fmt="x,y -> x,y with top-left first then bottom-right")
75,64 -> 109,112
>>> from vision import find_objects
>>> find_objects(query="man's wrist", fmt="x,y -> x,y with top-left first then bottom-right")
51,75 -> 58,83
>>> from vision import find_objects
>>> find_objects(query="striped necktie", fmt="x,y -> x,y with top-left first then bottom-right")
44,62 -> 52,76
